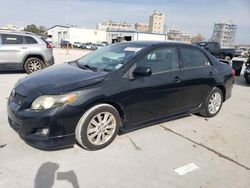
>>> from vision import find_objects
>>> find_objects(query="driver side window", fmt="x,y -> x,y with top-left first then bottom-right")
136,47 -> 179,74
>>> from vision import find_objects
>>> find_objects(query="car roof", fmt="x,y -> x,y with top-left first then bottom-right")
120,41 -> 198,48
0,30 -> 34,36
0,30 -> 43,41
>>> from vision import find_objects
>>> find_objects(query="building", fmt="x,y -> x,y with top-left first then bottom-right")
0,24 -> 23,31
135,23 -> 149,32
148,10 -> 165,34
167,26 -> 191,43
97,20 -> 133,31
47,25 -> 168,46
106,30 -> 168,44
210,22 -> 237,47
167,26 -> 181,41
47,25 -> 106,45
181,32 -> 191,44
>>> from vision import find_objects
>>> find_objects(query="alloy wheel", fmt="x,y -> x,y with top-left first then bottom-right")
87,112 -> 116,145
208,92 -> 222,114
28,60 -> 42,72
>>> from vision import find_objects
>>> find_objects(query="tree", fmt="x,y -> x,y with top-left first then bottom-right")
191,33 -> 205,43
24,24 -> 46,35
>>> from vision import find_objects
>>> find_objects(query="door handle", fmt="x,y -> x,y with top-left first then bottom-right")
209,71 -> 213,76
174,76 -> 181,83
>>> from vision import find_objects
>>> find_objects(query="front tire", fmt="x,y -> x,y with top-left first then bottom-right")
24,57 -> 45,74
245,78 -> 250,84
201,87 -> 223,117
75,104 -> 121,150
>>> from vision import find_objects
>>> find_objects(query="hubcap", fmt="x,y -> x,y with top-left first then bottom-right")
87,112 -> 116,145
208,92 -> 222,114
28,60 -> 42,72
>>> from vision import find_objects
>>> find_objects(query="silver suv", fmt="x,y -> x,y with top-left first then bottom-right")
0,31 -> 54,73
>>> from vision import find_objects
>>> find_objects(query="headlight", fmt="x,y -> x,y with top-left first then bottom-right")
31,93 -> 78,110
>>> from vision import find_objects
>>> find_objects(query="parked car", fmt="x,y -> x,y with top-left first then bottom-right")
0,31 -> 54,73
73,42 -> 82,48
91,44 -> 104,50
241,50 -> 249,58
81,42 -> 92,49
101,41 -> 109,46
60,40 -> 72,48
235,48 -> 249,57
194,42 -> 235,60
244,57 -> 250,84
7,41 -> 234,150
235,48 -> 244,57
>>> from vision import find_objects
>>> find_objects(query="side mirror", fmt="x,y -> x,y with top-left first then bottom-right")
133,66 -> 152,77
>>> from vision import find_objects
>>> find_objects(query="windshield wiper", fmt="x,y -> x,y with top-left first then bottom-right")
77,63 -> 97,72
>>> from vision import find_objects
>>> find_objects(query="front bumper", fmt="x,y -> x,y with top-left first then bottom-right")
7,98 -> 84,150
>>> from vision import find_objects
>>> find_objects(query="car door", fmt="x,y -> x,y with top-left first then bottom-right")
179,46 -> 215,110
127,46 -> 183,125
0,34 -> 27,69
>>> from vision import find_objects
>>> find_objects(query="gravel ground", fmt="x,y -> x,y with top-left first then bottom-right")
0,48 -> 249,188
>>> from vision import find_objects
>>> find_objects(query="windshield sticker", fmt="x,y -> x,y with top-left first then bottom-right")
114,63 -> 123,69
124,47 -> 142,52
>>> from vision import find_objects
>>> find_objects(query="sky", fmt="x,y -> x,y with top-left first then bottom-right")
0,0 -> 250,44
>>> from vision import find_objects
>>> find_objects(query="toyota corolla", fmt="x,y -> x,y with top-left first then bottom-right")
7,41 -> 234,150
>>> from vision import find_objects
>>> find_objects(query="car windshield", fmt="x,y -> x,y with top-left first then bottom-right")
77,43 -> 145,72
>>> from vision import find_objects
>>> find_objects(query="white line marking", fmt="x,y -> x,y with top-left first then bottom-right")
174,163 -> 199,175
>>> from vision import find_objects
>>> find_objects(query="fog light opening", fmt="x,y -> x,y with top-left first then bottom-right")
35,128 -> 49,136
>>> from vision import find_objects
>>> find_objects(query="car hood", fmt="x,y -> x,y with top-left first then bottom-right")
19,63 -> 107,94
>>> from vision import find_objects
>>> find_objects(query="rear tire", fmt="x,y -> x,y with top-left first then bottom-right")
75,104 -> 121,150
245,78 -> 250,84
224,56 -> 231,61
201,87 -> 223,117
24,57 -> 45,74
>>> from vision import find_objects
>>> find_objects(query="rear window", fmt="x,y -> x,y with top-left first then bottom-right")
24,36 -> 37,44
180,47 -> 211,68
1,34 -> 24,44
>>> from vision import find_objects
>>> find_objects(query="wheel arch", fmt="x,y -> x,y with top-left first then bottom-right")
82,99 -> 126,125
22,54 -> 46,68
215,84 -> 226,101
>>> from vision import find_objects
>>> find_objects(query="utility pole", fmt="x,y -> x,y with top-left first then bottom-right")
65,0 -> 69,55
65,0 -> 69,26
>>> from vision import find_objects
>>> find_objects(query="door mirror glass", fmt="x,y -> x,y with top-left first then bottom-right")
133,66 -> 152,77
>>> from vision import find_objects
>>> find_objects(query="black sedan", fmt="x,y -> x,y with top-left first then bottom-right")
7,41 -> 234,150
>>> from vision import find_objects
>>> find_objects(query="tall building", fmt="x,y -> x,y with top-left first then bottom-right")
97,20 -> 133,31
148,10 -> 165,34
167,26 -> 181,41
135,23 -> 149,32
167,26 -> 191,43
210,22 -> 237,47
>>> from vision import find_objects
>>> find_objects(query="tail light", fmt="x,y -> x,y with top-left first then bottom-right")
47,43 -> 52,48
232,69 -> 235,77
